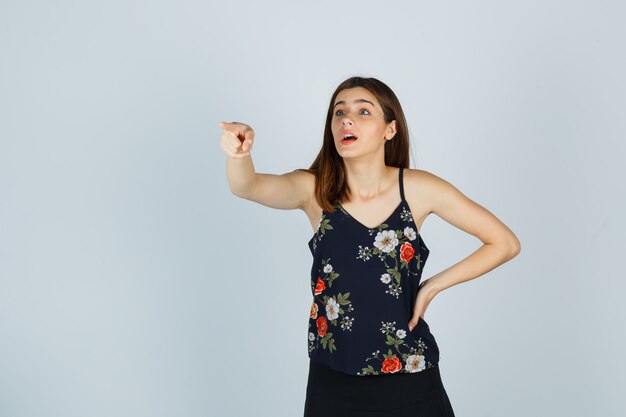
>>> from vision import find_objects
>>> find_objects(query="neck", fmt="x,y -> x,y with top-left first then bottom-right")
342,164 -> 394,202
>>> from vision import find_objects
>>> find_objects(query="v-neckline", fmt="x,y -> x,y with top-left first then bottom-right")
337,199 -> 405,230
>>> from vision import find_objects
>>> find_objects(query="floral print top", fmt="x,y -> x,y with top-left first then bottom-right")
307,167 -> 440,376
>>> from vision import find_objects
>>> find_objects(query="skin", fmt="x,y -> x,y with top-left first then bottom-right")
221,87 -> 521,333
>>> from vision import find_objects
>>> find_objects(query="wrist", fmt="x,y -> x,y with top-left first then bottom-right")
421,277 -> 443,298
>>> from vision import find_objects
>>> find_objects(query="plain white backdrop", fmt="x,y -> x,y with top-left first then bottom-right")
1,1 -> 625,416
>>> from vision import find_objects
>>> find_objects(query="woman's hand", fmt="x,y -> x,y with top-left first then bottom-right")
407,278 -> 440,332
219,121 -> 255,158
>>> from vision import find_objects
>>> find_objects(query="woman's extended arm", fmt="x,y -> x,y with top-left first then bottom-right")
221,121 -> 310,211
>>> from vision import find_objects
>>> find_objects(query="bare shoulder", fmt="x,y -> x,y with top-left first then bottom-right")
287,168 -> 315,183
404,167 -> 446,185
288,168 -> 317,210
290,168 -> 316,188
404,167 -> 520,249
403,168 -> 460,214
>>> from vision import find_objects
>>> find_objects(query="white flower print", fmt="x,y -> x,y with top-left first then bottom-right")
380,273 -> 391,284
385,283 -> 402,298
380,321 -> 396,333
326,296 -> 340,321
340,316 -> 354,331
323,264 -> 333,274
403,226 -> 417,241
374,230 -> 399,253
356,245 -> 372,261
399,206 -> 414,223
405,354 -> 426,373
309,332 -> 315,341
396,329 -> 406,339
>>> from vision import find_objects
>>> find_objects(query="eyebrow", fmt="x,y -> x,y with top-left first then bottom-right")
333,99 -> 374,108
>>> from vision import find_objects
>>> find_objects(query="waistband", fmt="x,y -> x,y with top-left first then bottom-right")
307,359 -> 444,411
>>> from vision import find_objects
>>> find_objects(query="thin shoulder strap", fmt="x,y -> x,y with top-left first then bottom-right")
399,167 -> 406,201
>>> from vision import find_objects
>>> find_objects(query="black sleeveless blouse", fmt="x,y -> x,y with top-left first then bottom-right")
306,167 -> 440,376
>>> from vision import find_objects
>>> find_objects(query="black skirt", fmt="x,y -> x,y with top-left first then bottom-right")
304,359 -> 455,417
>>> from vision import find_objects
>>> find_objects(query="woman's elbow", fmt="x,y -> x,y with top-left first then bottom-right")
507,235 -> 521,259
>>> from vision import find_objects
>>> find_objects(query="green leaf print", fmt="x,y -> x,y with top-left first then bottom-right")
336,292 -> 352,305
320,332 -> 336,353
360,365 -> 379,376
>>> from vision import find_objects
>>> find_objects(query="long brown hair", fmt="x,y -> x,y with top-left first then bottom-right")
296,76 -> 413,213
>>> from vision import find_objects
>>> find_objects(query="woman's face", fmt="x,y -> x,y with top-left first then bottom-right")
331,87 -> 396,158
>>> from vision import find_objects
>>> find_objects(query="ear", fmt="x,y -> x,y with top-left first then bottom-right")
385,120 -> 397,140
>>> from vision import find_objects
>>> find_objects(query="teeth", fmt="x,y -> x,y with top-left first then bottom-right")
343,134 -> 355,139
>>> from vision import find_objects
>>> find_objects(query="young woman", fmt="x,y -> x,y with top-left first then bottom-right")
221,76 -> 521,416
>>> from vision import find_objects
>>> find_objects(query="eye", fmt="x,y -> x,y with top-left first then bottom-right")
335,108 -> 371,116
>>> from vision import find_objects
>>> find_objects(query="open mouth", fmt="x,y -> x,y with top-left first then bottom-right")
341,134 -> 358,144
